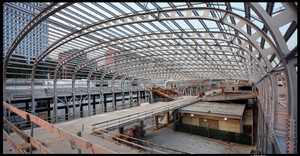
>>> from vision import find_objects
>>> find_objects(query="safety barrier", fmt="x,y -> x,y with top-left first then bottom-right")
175,122 -> 252,145
3,101 -> 113,154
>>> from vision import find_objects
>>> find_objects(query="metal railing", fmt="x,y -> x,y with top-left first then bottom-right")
92,98 -> 199,131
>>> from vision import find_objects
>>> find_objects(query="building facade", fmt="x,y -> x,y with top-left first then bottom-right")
3,2 -> 49,60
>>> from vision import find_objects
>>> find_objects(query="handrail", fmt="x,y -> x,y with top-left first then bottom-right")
3,129 -> 27,154
3,117 -> 53,154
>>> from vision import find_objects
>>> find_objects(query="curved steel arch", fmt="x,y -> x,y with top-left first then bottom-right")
72,45 -> 262,82
29,5 -> 280,88
53,30 -> 259,69
28,6 -> 284,117
4,3 -> 285,92
71,44 -> 255,75
71,45 -> 261,78
70,44 -> 261,98
2,2 -> 73,102
3,3 -> 297,154
79,62 -> 231,117
81,52 -> 258,79
70,49 -> 259,110
48,31 -> 267,118
51,24 -> 267,80
32,6 -> 278,65
53,26 -> 271,120
248,3 -> 297,153
82,53 -> 250,86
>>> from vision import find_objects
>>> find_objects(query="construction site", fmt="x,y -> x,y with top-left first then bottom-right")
2,2 -> 297,154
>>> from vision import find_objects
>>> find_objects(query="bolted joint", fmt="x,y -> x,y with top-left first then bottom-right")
218,10 -> 229,24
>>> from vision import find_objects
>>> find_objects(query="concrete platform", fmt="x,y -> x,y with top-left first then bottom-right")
6,96 -> 198,154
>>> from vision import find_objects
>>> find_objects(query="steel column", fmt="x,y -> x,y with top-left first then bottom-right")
121,76 -> 128,109
129,78 -> 135,107
99,71 -> 109,113
137,79 -> 143,106
111,73 -> 118,110
248,3 -> 297,153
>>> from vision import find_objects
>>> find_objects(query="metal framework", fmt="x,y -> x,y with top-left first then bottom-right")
3,2 -> 297,154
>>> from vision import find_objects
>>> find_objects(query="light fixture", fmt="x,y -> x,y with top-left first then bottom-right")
204,119 -> 207,122
224,118 -> 227,120
191,114 -> 194,117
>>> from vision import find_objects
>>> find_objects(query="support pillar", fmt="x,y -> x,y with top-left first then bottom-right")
114,93 -> 117,111
26,101 -> 29,112
120,76 -> 129,109
173,110 -> 177,131
80,103 -> 83,117
99,70 -> 108,113
104,94 -> 107,113
111,74 -> 118,111
139,120 -> 144,128
119,127 -> 124,134
154,116 -> 159,130
240,118 -> 243,133
137,79 -> 143,106
87,73 -> 92,117
65,105 -> 68,120
47,99 -> 50,122
93,95 -> 96,115
129,78 -> 135,107
166,111 -> 170,124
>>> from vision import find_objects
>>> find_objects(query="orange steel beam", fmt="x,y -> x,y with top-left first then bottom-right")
152,90 -> 171,98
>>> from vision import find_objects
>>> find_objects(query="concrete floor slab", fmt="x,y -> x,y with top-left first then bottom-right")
143,123 -> 256,154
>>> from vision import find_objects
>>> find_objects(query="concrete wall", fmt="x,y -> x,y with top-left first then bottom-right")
182,113 -> 241,133
219,118 -> 240,133
224,85 -> 239,92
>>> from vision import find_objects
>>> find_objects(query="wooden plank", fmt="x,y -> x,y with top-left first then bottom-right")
3,115 -> 53,154
18,142 -> 33,152
17,140 -> 45,152
3,130 -> 26,154
3,102 -> 113,154
3,117 -> 29,142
